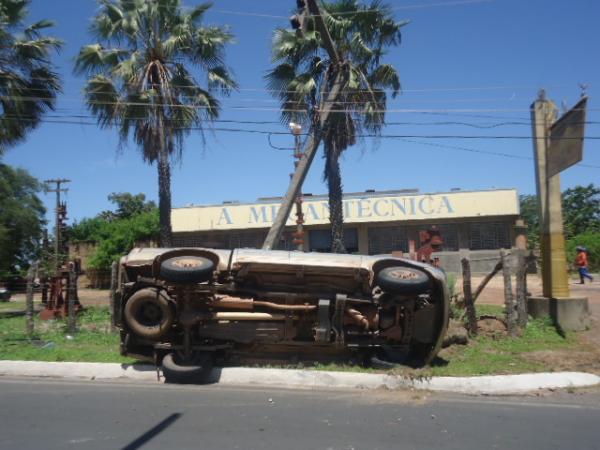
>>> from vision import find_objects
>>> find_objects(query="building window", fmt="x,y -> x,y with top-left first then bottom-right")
418,224 -> 458,252
469,222 -> 511,250
309,228 -> 358,253
173,232 -> 267,249
226,231 -> 266,249
368,226 -> 408,255
275,231 -> 297,251
172,234 -> 225,248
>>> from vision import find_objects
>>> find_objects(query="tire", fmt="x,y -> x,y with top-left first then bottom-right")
159,256 -> 214,284
124,288 -> 174,340
162,352 -> 214,384
377,266 -> 431,294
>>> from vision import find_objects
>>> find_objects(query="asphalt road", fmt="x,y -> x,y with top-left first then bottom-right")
0,378 -> 599,450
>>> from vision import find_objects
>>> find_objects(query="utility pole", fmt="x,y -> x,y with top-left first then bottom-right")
44,178 -> 70,271
528,91 -> 590,331
263,0 -> 345,250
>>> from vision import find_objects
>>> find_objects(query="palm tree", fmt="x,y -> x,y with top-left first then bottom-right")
266,0 -> 405,253
75,0 -> 236,246
0,0 -> 62,154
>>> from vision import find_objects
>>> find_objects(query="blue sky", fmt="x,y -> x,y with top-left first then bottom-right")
4,0 -> 600,223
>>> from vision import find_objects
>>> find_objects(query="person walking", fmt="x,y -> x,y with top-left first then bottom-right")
575,246 -> 594,284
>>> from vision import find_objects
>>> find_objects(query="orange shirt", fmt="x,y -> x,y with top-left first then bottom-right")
575,252 -> 588,268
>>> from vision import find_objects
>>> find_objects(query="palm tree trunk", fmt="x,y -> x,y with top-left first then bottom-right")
157,148 -> 173,247
326,153 -> 346,254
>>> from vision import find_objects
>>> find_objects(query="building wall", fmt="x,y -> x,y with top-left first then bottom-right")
170,189 -> 522,275
172,215 -> 521,275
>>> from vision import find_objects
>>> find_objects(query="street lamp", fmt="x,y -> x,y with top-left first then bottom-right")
289,122 -> 305,251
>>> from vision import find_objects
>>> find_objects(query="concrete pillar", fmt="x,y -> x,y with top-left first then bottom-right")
357,224 -> 369,255
457,222 -> 470,251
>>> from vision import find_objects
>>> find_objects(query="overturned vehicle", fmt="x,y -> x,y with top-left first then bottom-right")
117,248 -> 449,383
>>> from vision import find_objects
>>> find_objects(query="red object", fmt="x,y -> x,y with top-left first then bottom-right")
575,251 -> 588,268
39,270 -> 82,320
416,226 -> 444,263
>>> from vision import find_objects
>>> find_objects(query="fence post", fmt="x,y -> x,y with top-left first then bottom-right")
501,249 -> 517,336
516,252 -> 528,329
68,265 -> 77,334
25,266 -> 35,337
109,261 -> 118,332
461,258 -> 477,336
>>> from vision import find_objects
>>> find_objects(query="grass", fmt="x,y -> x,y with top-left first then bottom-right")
0,300 -> 27,311
475,303 -> 504,316
0,307 -> 135,364
424,317 -> 577,377
0,305 -> 586,377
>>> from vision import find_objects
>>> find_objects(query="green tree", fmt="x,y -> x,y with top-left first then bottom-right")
98,192 -> 156,221
266,0 -> 406,253
519,185 -> 600,249
0,163 -> 45,276
70,192 -> 160,272
75,0 -> 236,247
562,183 -> 600,238
0,0 -> 62,154
519,194 -> 539,249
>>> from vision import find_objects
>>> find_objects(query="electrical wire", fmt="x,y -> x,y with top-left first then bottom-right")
5,94 -> 600,115
395,138 -> 600,169
5,112 -> 599,128
1,116 -> 599,141
0,73 -> 575,97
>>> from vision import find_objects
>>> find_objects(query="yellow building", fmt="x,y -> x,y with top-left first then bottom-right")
172,188 -> 523,273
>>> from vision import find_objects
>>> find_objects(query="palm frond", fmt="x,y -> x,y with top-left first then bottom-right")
207,66 -> 237,95
83,75 -> 119,128
368,63 -> 400,97
76,0 -> 235,166
0,0 -> 62,153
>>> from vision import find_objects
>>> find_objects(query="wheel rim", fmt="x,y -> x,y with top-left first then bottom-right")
386,268 -> 421,281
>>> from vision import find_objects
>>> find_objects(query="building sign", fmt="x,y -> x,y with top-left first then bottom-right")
172,189 -> 519,232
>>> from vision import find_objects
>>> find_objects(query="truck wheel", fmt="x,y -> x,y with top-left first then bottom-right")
162,352 -> 214,384
124,288 -> 174,340
377,267 -> 430,294
160,256 -> 214,284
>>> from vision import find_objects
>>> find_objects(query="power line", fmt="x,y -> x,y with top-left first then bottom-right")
0,73 -> 577,97
2,116 -> 600,141
7,94 -> 600,114
6,110 -> 600,128
209,0 -> 494,19
395,138 -> 600,169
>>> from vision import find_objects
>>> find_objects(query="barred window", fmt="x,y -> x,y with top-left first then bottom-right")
173,232 -> 266,249
172,234 -> 225,248
226,231 -> 266,249
309,228 -> 359,253
469,222 -> 511,250
368,226 -> 408,255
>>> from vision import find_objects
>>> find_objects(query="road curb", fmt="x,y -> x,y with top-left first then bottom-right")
0,360 -> 599,395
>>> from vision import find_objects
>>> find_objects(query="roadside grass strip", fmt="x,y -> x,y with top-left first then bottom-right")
0,306 -> 589,377
0,307 -> 135,364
